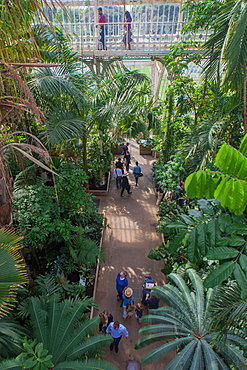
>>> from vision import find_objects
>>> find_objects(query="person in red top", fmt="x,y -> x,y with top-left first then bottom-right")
96,7 -> 107,50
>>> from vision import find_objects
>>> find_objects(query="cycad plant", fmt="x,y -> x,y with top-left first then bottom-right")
0,294 -> 117,370
135,269 -> 247,369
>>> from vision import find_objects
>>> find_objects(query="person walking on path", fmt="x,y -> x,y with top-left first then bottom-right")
120,173 -> 132,198
99,310 -> 113,334
124,150 -> 131,172
115,157 -> 124,174
96,7 -> 107,50
133,161 -> 142,186
135,302 -> 144,324
113,167 -> 123,189
122,11 -> 133,50
106,321 -> 129,353
122,142 -> 129,156
122,287 -> 135,320
116,271 -> 128,304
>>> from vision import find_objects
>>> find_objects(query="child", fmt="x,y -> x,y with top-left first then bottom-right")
135,302 -> 144,324
99,310 -> 113,333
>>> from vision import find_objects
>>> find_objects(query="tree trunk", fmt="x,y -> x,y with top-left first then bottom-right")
82,135 -> 89,190
0,153 -> 12,227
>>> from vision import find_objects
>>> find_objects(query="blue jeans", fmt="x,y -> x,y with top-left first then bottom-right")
111,335 -> 122,347
116,176 -> 122,189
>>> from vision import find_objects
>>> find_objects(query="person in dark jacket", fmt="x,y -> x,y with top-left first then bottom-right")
145,293 -> 160,309
120,173 -> 132,198
115,158 -> 124,174
124,150 -> 131,172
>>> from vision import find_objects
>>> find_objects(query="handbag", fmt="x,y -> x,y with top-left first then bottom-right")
138,173 -> 143,177
126,304 -> 134,312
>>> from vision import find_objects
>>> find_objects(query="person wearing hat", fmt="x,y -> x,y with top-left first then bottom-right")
122,287 -> 135,320
120,173 -> 132,198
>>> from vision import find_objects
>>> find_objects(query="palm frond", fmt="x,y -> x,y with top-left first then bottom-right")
0,229 -> 28,318
54,359 -> 118,370
165,340 -> 198,370
68,334 -> 112,359
43,109 -> 85,146
219,344 -> 247,369
139,337 -> 193,365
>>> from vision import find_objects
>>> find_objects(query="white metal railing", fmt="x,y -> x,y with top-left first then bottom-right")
63,21 -> 210,53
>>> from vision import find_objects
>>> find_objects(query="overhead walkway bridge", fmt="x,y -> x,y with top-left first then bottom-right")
45,0 -> 206,96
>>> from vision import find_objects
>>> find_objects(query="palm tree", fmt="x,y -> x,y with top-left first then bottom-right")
0,294 -> 117,370
0,228 -> 28,356
0,228 -> 28,318
29,60 -> 159,178
208,282 -> 247,335
201,0 -> 247,131
135,269 -> 247,369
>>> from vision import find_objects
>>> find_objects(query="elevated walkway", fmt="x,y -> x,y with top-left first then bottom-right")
92,140 -> 173,369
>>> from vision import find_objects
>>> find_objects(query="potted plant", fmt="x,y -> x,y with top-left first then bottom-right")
111,137 -> 125,154
138,138 -> 156,155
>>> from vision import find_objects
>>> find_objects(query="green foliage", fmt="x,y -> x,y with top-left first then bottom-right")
185,134 -> 247,215
153,154 -> 186,192
208,282 -> 247,334
13,163 -> 102,246
135,269 -> 247,369
16,339 -> 53,370
26,295 -> 111,365
157,197 -> 247,299
0,229 -> 28,318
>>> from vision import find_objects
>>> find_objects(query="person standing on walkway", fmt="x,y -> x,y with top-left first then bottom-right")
106,321 -> 129,353
113,166 -> 123,189
122,287 -> 135,320
96,7 -> 107,50
122,142 -> 129,156
120,173 -> 132,198
135,302 -> 144,324
124,150 -> 131,172
133,161 -> 142,186
116,271 -> 128,303
122,11 -> 133,50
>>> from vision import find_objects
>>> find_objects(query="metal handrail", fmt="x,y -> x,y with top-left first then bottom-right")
65,21 -> 210,52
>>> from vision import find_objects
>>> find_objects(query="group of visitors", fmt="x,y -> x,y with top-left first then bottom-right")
113,142 -> 143,198
99,270 -> 159,353
96,8 -> 133,50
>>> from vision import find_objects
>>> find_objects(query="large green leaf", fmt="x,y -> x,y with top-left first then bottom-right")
168,230 -> 187,254
233,264 -> 247,300
185,171 -> 217,200
215,144 -> 247,180
239,254 -> 247,271
217,236 -> 245,247
206,247 -> 239,260
197,223 -> 209,256
187,228 -> 200,263
218,213 -> 233,233
239,133 -> 247,157
204,261 -> 235,288
206,218 -> 220,247
164,340 -> 198,370
139,337 -> 193,365
54,359 -> 118,370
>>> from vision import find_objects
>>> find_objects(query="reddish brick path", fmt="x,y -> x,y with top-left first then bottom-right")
93,140 -> 174,370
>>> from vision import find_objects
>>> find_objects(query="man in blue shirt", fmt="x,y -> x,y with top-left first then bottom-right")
106,320 -> 129,353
